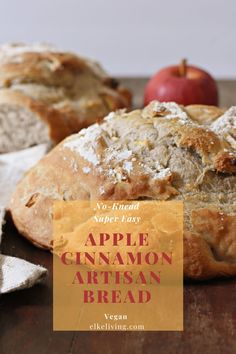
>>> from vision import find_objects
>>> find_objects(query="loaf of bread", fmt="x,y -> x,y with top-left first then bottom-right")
0,43 -> 131,153
9,101 -> 236,279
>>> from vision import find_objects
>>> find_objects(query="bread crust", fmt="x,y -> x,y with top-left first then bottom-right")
9,101 -> 236,279
0,44 -> 113,87
185,104 -> 224,125
184,231 -> 236,280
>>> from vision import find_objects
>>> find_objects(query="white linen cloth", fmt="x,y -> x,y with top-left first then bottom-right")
0,255 -> 47,294
0,145 -> 48,294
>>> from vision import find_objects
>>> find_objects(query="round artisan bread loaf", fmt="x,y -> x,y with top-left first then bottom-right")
9,101 -> 236,280
0,43 -> 131,153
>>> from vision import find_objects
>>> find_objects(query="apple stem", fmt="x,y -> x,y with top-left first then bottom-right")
179,58 -> 187,77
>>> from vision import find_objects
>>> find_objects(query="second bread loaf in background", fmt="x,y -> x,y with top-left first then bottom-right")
0,43 -> 132,153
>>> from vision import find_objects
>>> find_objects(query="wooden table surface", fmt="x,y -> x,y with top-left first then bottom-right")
1,79 -> 236,354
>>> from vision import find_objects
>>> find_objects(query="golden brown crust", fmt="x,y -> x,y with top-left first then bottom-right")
178,126 -> 236,173
0,44 -> 108,87
184,104 -> 224,125
0,52 -> 85,87
184,232 -> 236,280
191,209 -> 236,263
214,151 -> 236,173
9,101 -> 236,279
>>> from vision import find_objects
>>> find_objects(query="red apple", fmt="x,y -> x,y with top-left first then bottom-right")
144,59 -> 219,106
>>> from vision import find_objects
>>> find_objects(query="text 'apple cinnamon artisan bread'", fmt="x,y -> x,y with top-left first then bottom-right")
0,43 -> 131,153
10,101 -> 236,280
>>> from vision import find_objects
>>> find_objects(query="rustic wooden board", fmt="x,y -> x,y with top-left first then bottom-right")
1,79 -> 236,354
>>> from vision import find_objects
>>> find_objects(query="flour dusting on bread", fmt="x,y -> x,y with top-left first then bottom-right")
64,124 -> 103,166
0,43 -> 57,64
143,101 -> 192,124
63,100 -> 236,184
211,106 -> 236,148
